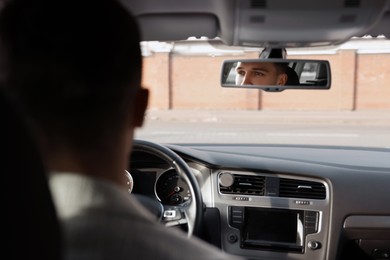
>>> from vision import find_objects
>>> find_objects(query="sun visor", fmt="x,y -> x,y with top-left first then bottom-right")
137,14 -> 219,41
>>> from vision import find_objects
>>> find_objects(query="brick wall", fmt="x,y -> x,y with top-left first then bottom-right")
355,53 -> 390,109
142,50 -> 390,111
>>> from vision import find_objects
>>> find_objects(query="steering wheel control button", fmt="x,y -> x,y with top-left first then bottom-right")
308,240 -> 321,250
163,210 -> 176,218
219,172 -> 234,187
163,208 -> 182,221
227,233 -> 238,243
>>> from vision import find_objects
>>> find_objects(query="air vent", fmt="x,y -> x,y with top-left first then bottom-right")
279,178 -> 326,200
251,0 -> 267,8
220,174 -> 265,195
344,0 -> 360,8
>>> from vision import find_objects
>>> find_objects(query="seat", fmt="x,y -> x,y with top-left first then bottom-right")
286,66 -> 300,85
315,63 -> 328,86
3,91 -> 62,260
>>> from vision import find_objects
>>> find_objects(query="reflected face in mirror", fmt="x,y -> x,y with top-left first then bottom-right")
235,62 -> 288,86
221,59 -> 331,90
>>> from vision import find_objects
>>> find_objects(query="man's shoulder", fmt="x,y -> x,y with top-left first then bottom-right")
49,172 -> 154,221
65,219 -> 243,260
50,172 -> 244,260
63,211 -> 243,260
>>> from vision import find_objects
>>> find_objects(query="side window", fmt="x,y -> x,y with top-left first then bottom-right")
225,62 -> 238,84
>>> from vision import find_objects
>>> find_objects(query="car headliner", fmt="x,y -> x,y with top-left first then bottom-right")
120,0 -> 390,47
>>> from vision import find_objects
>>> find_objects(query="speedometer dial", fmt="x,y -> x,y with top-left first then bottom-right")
155,169 -> 191,206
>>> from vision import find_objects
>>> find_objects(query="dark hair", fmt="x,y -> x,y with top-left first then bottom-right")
1,0 -> 142,147
273,63 -> 300,85
273,62 -> 289,74
285,66 -> 300,85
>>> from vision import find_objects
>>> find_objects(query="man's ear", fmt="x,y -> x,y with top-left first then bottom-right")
277,73 -> 288,86
132,87 -> 149,127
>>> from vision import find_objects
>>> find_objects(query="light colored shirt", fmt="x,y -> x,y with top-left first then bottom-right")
49,172 -> 244,260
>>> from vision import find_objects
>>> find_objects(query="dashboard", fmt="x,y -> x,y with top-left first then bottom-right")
128,142 -> 390,260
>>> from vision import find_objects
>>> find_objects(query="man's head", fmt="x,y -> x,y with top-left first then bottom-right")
235,62 -> 288,86
0,0 -> 148,151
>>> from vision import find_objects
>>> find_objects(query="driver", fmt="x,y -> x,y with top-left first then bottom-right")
0,0 -> 243,259
235,61 -> 289,86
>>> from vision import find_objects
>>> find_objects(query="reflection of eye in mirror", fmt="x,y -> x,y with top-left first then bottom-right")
221,59 -> 331,92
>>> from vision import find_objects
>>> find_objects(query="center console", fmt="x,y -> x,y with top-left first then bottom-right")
230,206 -> 319,253
213,170 -> 330,259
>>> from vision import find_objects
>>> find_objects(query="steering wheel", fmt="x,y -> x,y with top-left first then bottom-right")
129,139 -> 203,237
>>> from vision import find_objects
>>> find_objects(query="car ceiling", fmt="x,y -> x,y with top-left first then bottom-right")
120,0 -> 390,48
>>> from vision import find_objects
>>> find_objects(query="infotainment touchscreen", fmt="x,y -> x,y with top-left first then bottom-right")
242,207 -> 304,252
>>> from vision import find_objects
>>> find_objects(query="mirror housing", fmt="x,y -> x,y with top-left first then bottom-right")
221,59 -> 331,92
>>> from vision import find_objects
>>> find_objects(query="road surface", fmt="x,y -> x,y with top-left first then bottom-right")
135,110 -> 390,148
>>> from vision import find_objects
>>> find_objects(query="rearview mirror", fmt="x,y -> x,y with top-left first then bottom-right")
221,59 -> 331,92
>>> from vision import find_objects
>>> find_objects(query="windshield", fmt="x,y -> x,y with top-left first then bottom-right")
135,38 -> 390,148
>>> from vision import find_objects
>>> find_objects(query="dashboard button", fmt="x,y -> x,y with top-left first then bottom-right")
308,240 -> 321,250
227,233 -> 238,243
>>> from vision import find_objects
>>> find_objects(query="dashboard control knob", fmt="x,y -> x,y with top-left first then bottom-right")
227,233 -> 238,243
219,172 -> 234,187
308,240 -> 321,250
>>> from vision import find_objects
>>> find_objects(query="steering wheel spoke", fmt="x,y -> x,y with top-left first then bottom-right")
164,218 -> 188,228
